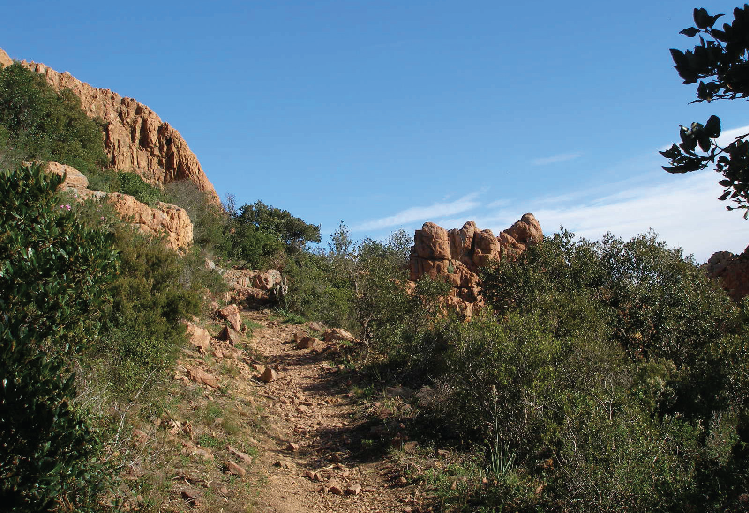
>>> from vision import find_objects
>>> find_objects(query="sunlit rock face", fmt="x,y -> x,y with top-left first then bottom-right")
410,214 -> 543,318
4,47 -> 219,203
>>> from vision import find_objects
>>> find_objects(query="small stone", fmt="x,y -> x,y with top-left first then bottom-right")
226,445 -> 253,465
307,321 -> 326,332
345,483 -> 362,496
327,480 -> 344,495
397,476 -> 408,486
187,367 -> 219,388
131,429 -> 148,445
218,325 -> 242,345
193,447 -> 214,461
296,335 -> 323,350
286,442 -> 300,452
226,460 -> 246,478
259,367 -> 277,383
180,487 -> 202,506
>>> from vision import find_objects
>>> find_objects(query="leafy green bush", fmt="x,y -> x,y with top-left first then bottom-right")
221,199 -> 321,269
418,230 -> 749,511
164,180 -> 228,255
0,164 -> 117,510
115,171 -> 164,205
0,63 -> 107,175
98,226 -> 202,399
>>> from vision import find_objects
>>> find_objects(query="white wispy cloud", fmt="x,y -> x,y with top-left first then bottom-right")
716,124 -> 749,146
499,172 -> 749,262
531,152 -> 583,166
352,192 -> 481,232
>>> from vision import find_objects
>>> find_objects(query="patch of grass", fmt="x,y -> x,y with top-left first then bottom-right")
197,434 -> 222,449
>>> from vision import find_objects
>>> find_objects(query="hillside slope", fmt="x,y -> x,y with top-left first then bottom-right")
0,48 -> 219,202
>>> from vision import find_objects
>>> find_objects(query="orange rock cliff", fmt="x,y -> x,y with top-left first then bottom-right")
0,48 -> 219,203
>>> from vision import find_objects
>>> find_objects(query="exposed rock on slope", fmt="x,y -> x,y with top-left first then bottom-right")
0,49 -> 12,68
410,214 -> 542,317
45,161 -> 193,250
0,47 -> 219,203
705,246 -> 749,301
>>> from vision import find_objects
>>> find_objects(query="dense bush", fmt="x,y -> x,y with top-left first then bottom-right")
96,226 -> 202,399
0,164 -> 117,510
221,199 -> 321,269
164,180 -> 228,255
0,63 -> 107,175
416,230 -> 749,511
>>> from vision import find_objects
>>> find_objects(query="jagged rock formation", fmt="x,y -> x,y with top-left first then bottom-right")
705,246 -> 749,301
45,161 -> 193,250
0,47 -> 219,203
0,49 -> 12,68
410,214 -> 542,317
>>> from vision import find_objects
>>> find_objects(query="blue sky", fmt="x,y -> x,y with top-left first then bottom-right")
3,0 -> 748,261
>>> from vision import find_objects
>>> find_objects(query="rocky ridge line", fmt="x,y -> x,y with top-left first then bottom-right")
0,48 -> 219,203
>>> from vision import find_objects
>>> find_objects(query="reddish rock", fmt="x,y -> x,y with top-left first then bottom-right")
259,367 -> 278,383
227,445 -> 254,465
13,52 -> 219,202
226,460 -> 246,478
106,192 -> 193,250
295,334 -> 323,351
413,222 -> 451,260
253,269 -> 283,290
184,322 -> 211,353
0,48 -> 12,68
409,215 -> 542,318
705,246 -> 749,301
187,367 -> 218,388
217,304 -> 242,332
45,161 -> 90,192
322,328 -> 356,343
218,326 -> 242,346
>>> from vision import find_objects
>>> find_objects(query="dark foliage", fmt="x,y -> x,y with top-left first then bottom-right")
662,5 -> 749,217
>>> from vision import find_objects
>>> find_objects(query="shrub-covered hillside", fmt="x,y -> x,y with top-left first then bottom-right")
1,41 -> 748,513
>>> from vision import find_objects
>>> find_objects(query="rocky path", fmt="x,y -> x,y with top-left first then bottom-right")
243,310 -> 416,513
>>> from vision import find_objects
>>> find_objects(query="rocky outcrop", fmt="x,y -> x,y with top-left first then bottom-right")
1,47 -> 219,203
0,48 -> 12,68
44,161 -> 193,250
409,214 -> 542,318
106,192 -> 194,250
705,246 -> 749,301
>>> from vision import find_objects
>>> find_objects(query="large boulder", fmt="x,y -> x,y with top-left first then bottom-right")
105,193 -> 193,250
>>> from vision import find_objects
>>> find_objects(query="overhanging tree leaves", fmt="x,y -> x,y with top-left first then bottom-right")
661,5 -> 749,217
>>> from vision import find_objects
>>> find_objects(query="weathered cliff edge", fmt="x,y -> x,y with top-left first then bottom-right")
410,214 -> 543,318
0,48 -> 219,203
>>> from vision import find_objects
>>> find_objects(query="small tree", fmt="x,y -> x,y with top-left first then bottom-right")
661,5 -> 749,217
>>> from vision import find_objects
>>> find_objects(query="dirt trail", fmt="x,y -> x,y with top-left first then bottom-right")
243,309 -> 415,513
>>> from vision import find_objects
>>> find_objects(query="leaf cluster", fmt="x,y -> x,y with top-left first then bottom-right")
662,5 -> 749,216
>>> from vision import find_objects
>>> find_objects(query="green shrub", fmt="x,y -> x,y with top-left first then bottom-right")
0,63 -> 107,175
164,180 -> 228,255
0,163 -> 116,510
98,227 -> 202,399
116,171 -> 163,205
